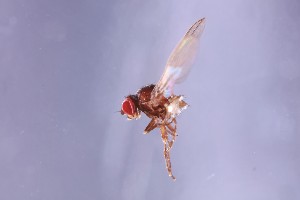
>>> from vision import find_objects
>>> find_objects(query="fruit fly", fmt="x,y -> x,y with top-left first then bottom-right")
121,18 -> 206,180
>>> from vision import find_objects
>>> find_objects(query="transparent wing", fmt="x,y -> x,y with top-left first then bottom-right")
152,18 -> 206,98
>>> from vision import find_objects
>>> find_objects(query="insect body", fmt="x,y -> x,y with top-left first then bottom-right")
121,18 -> 206,180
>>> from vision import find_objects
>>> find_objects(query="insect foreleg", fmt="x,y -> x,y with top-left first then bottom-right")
144,118 -> 158,134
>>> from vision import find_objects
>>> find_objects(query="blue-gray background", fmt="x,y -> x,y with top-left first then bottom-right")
1,0 -> 300,199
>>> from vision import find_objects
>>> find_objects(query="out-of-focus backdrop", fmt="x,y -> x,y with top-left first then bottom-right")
1,0 -> 300,199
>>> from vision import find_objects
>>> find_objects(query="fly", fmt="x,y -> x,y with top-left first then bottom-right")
121,18 -> 206,180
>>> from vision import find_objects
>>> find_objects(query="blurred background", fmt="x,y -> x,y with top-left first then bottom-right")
1,0 -> 300,199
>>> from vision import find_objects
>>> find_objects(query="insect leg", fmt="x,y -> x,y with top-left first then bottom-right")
160,125 -> 176,180
144,118 -> 157,134
166,118 -> 177,149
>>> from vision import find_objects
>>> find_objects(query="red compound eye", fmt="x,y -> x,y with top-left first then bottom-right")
122,98 -> 136,116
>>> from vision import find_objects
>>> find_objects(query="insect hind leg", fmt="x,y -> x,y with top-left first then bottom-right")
160,125 -> 176,180
166,118 -> 177,149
